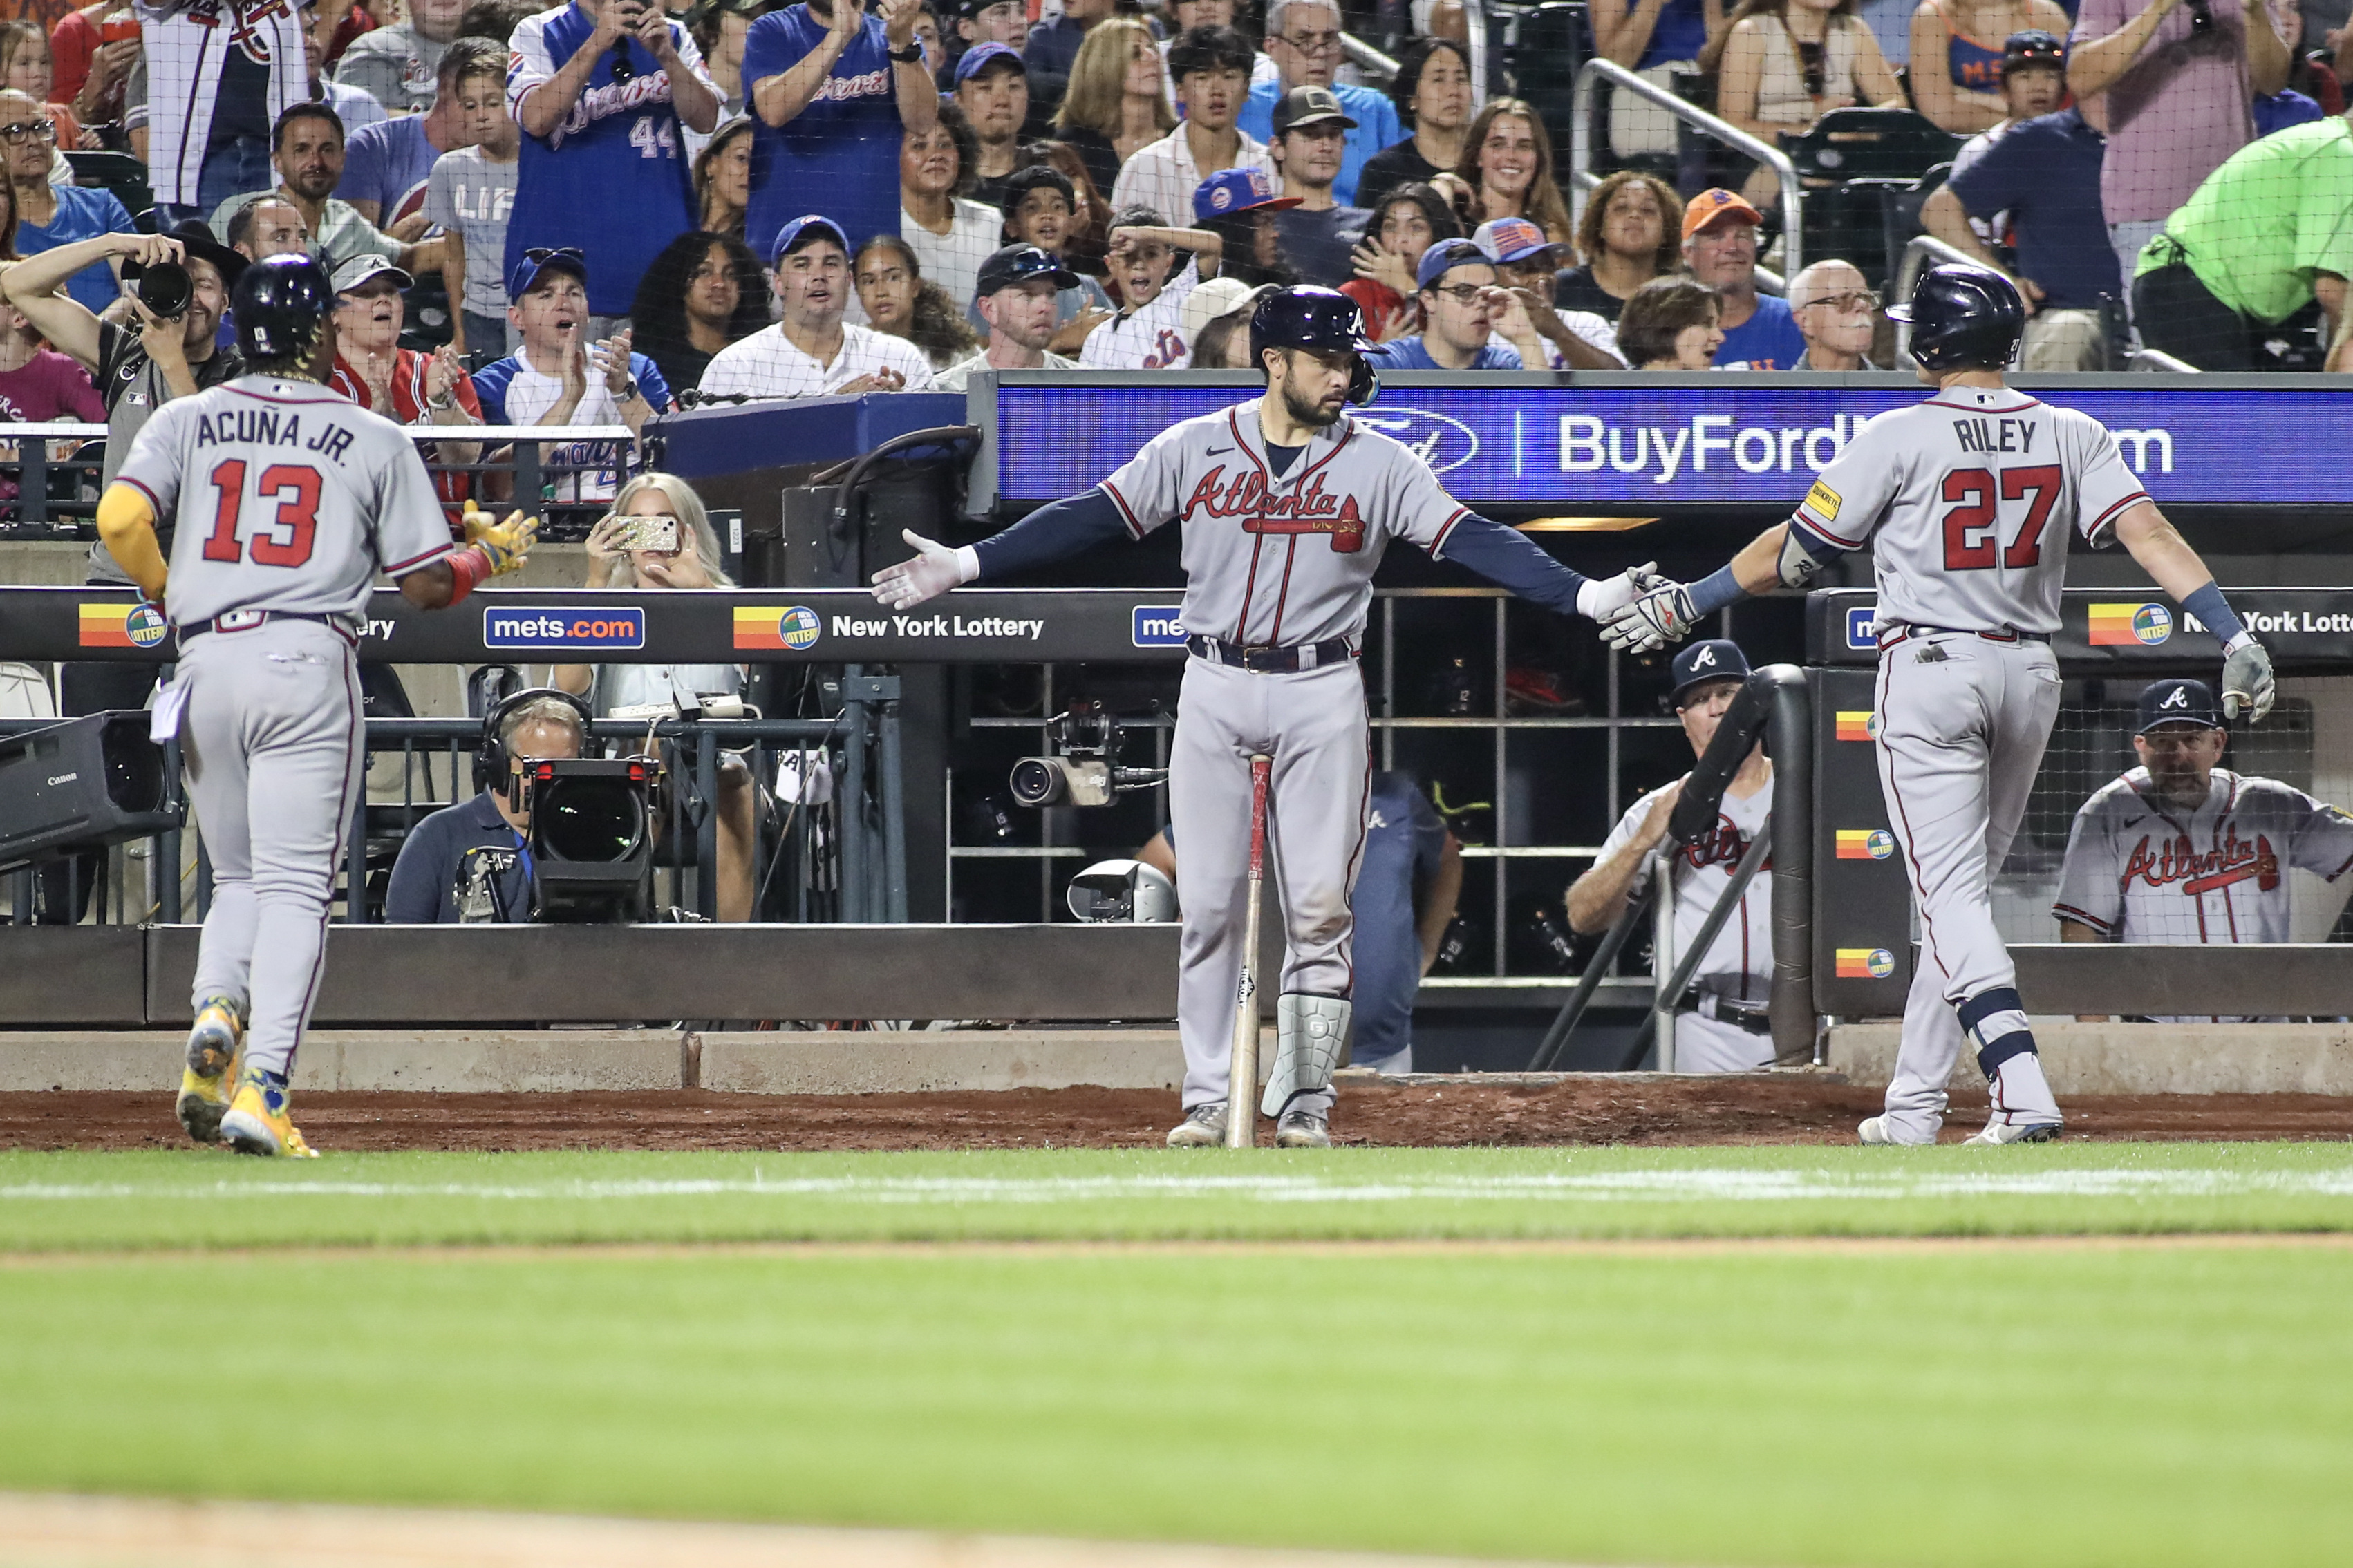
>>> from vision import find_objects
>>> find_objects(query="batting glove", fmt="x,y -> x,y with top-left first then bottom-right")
469,509 -> 538,576
870,529 -> 978,611
1577,560 -> 1667,621
1600,582 -> 1699,653
2222,634 -> 2275,723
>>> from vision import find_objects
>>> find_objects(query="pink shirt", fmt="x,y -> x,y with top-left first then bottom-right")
0,349 -> 104,424
2072,0 -> 2258,223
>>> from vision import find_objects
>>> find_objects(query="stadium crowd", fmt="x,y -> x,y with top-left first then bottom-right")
0,0 -> 2334,448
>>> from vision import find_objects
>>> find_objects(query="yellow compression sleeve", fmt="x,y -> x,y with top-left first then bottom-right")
96,482 -> 168,601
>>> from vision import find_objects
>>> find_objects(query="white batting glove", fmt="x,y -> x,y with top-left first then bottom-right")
1576,560 -> 1667,621
870,529 -> 978,610
2222,634 -> 2275,723
1600,582 -> 1699,653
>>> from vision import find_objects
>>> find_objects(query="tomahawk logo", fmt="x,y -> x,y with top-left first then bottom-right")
1690,646 -> 1717,670
2160,686 -> 2190,710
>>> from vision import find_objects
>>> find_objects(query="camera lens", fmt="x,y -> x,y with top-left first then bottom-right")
133,261 -> 192,320
1009,757 -> 1065,809
537,777 -> 646,862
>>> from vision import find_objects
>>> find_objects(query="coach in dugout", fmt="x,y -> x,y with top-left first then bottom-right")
386,693 -> 590,923
1567,639 -> 1774,1073
2054,678 -> 2353,1021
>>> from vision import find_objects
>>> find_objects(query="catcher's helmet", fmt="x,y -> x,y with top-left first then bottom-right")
233,253 -> 336,363
1888,263 -> 2025,372
1248,284 -> 1379,405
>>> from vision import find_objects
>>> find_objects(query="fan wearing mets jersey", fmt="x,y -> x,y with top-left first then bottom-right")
873,285 -> 1662,1148
2055,678 -> 2353,1022
1602,263 -> 2277,1146
97,256 -> 537,1160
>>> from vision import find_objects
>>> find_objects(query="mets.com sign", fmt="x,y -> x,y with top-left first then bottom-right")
991,384 -> 2347,508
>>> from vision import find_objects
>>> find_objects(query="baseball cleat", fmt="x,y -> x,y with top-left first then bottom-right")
1858,1115 -> 1935,1146
1965,1118 -> 2062,1146
1274,1109 -> 1331,1149
218,1066 -> 319,1159
1166,1102 -> 1228,1148
174,996 -> 245,1145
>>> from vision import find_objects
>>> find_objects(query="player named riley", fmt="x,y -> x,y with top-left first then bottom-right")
872,284 -> 1662,1149
1602,263 -> 2276,1147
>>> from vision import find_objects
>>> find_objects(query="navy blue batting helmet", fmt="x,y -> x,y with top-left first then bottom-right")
233,253 -> 336,363
1888,263 -> 2025,372
1248,285 -> 1379,404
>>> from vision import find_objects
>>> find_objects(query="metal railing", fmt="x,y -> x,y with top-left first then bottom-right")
0,684 -> 908,928
1891,234 -> 2193,372
1571,57 -> 1803,274
0,424 -> 639,538
1342,32 -> 1400,86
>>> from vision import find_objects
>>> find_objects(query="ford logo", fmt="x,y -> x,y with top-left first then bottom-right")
1351,405 -> 1479,475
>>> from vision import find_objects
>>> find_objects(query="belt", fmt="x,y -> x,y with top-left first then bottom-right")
1185,634 -> 1356,673
1877,623 -> 2051,650
1678,991 -> 1775,1035
177,608 -> 356,645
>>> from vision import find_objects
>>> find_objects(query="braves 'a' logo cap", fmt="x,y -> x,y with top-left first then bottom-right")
2135,678 -> 2224,734
1669,639 -> 1751,707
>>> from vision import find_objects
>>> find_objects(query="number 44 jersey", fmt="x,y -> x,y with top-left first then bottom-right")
1791,385 -> 2150,635
115,375 -> 456,631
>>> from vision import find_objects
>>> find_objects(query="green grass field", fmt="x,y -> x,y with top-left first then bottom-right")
5,1143 -> 2351,1566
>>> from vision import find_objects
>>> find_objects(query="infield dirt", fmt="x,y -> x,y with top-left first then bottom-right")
6,1076 -> 2352,1151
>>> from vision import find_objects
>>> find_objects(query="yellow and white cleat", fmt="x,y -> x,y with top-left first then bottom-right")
174,996 -> 245,1145
218,1065 -> 319,1159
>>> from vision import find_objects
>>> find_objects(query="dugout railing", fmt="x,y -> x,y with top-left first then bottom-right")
0,425 -> 640,541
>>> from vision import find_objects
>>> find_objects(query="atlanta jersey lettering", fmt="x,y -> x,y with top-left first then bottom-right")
1792,386 -> 2148,634
2054,768 -> 2353,945
1097,398 -> 1465,645
113,375 -> 454,628
1600,778 -> 1774,998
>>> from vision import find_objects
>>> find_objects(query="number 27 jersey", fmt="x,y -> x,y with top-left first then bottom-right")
114,375 -> 455,630
1792,386 -> 2149,636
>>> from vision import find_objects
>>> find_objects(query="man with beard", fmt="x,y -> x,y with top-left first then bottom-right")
210,104 -> 417,277
2055,678 -> 2353,1022
871,284 -> 1662,1149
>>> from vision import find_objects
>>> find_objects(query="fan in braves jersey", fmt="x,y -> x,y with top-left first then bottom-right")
1602,263 -> 2277,1146
2055,679 -> 2353,1022
872,284 -> 1665,1148
97,256 -> 537,1159
1568,640 -> 1776,1073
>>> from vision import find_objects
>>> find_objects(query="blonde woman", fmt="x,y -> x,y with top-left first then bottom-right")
553,473 -> 757,921
1053,17 -> 1174,209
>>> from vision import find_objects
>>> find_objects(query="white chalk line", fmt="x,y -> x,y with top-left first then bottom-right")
3,1167 -> 2353,1204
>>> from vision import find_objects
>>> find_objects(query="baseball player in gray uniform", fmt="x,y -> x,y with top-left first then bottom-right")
1600,264 -> 2276,1144
2056,678 -> 2353,1020
874,285 -> 1659,1146
100,256 -> 536,1158
1568,639 -> 1775,1074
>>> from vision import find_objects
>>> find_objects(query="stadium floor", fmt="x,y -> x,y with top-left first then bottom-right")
6,1077 -> 2353,1151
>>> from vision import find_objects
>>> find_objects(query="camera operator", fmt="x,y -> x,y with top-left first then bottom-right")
551,472 -> 759,921
384,692 -> 590,923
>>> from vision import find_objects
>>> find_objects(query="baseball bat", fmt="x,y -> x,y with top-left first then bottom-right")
1226,753 -> 1273,1149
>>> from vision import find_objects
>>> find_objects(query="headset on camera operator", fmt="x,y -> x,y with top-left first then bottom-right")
384,690 -> 594,923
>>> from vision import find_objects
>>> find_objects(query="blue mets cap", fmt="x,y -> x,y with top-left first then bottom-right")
771,214 -> 850,265
955,41 -> 1025,83
1192,167 -> 1300,223
507,245 -> 587,301
1669,639 -> 1752,706
2137,678 -> 2225,733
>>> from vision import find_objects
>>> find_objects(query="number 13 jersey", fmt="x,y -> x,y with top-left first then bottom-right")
1791,386 -> 2150,636
115,375 -> 456,630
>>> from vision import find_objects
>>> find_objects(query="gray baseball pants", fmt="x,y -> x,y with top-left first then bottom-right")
1872,632 -> 2063,1135
176,618 -> 365,1079
1170,655 -> 1371,1115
